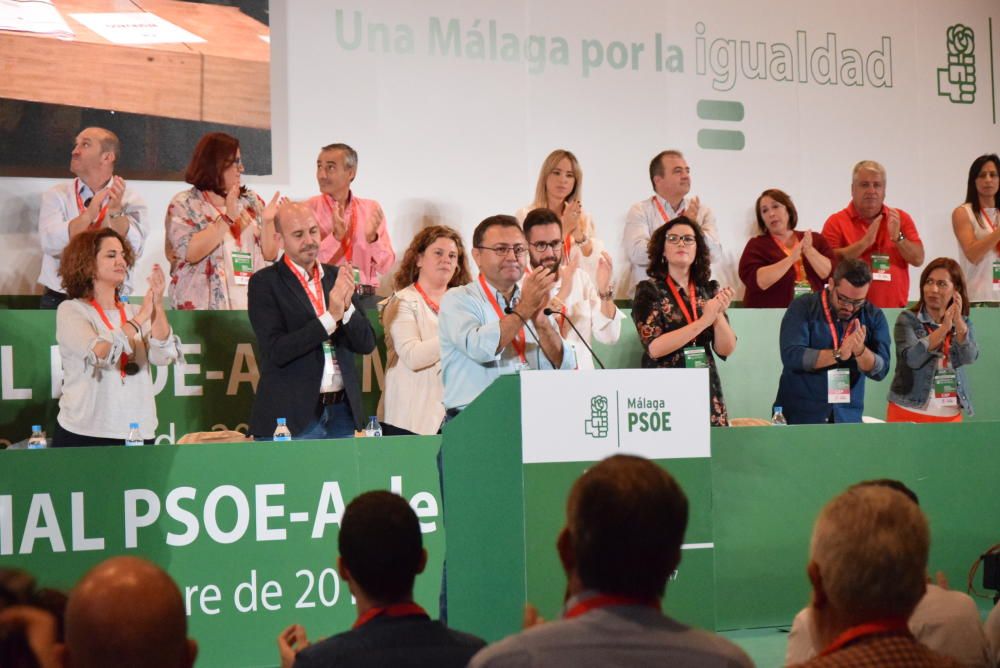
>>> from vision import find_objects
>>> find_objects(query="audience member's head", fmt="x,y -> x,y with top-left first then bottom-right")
338,491 -> 427,605
0,568 -> 67,668
58,556 -> 196,668
558,455 -> 688,601
274,201 -> 322,269
807,484 -> 929,651
646,217 -> 712,285
392,224 -> 471,291
70,127 -> 119,181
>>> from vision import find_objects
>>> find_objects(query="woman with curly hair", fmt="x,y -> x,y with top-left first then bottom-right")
166,132 -> 282,309
631,218 -> 737,426
54,228 -> 181,446
378,226 -> 471,434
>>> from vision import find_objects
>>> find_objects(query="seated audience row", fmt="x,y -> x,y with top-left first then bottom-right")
7,458 -> 997,667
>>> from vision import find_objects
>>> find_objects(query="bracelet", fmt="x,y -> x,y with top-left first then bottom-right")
598,287 -> 615,301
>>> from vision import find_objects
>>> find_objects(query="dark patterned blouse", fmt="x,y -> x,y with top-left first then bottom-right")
631,277 -> 730,427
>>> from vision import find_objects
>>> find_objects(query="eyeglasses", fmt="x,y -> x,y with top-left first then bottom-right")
476,244 -> 528,257
230,157 -> 243,167
835,291 -> 866,309
665,234 -> 697,247
923,278 -> 953,290
529,240 -> 563,253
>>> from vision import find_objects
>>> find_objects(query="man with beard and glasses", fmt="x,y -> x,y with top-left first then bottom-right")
774,258 -> 890,424
248,202 -> 375,439
438,215 -> 575,418
523,208 -> 623,370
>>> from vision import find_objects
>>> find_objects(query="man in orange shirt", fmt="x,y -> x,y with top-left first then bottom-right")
822,160 -> 924,308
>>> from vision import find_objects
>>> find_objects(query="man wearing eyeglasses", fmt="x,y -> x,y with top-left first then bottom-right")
308,143 -> 395,308
523,208 -> 623,370
37,127 -> 148,308
623,150 -> 722,297
439,215 -> 576,417
775,258 -> 891,424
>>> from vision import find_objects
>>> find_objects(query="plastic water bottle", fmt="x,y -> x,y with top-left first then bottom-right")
273,417 -> 292,442
365,416 -> 383,437
27,425 -> 46,450
125,422 -> 144,446
770,406 -> 788,426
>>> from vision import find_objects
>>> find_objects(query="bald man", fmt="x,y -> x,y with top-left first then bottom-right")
56,556 -> 196,668
37,127 -> 148,307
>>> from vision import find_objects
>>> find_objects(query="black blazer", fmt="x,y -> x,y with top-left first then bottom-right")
248,261 -> 376,437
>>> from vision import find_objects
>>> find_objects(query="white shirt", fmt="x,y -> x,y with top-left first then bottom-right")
38,178 -> 148,296
957,203 -> 1000,303
286,258 -> 355,393
622,193 -> 721,297
549,267 -> 623,370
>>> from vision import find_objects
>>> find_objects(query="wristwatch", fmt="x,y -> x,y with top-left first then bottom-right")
895,232 -> 905,242
832,348 -> 842,362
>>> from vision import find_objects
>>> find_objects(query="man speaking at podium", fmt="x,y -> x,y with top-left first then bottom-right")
439,215 -> 576,420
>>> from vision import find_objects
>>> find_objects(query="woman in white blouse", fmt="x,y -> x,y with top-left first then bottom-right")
54,228 -> 181,446
379,226 -> 471,434
952,153 -> 1000,303
515,149 -> 606,285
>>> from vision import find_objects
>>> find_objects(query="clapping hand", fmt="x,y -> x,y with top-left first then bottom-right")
520,265 -> 557,322
561,200 -> 582,236
596,251 -> 613,294
277,624 -> 310,668
887,208 -> 901,242
327,267 -> 355,321
106,175 -> 126,213
366,205 -> 385,242
684,196 -> 701,221
262,191 -> 287,226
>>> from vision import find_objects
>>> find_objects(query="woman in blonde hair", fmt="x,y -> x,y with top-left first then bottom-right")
379,226 -> 471,434
516,149 -> 606,286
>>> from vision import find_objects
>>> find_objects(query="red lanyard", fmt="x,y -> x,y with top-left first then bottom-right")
563,234 -> 573,259
652,196 -> 685,223
564,594 -> 659,619
352,602 -> 427,629
412,282 -> 440,315
819,618 -> 910,656
479,273 -> 526,363
283,254 -> 325,316
977,209 -> 1000,254
820,289 -> 842,350
666,276 -> 699,325
325,194 -> 357,264
89,299 -> 131,381
924,322 -> 952,366
771,233 -> 806,282
201,191 -> 243,247
75,179 -> 109,230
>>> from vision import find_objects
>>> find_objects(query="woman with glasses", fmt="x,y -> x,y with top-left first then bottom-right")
632,217 -> 737,426
886,258 -> 978,422
166,132 -> 282,309
951,154 -> 1000,304
515,149 -> 606,286
738,189 -> 834,307
379,225 -> 471,434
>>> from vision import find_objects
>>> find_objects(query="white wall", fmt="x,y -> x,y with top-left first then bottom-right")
1,0 -> 997,299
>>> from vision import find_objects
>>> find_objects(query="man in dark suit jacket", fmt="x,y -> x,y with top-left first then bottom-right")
277,491 -> 485,668
248,202 -> 375,439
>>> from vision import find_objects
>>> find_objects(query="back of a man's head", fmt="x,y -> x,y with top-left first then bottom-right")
811,485 -> 929,623
62,556 -> 194,668
567,455 -> 688,600
339,491 -> 424,603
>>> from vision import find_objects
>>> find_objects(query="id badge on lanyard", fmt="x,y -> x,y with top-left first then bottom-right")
992,260 -> 1000,290
793,281 -> 812,299
683,346 -> 709,368
231,249 -> 253,285
932,369 -> 958,406
828,368 -> 851,403
871,254 -> 891,281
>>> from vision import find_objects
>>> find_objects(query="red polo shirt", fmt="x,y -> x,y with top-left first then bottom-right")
822,202 -> 920,308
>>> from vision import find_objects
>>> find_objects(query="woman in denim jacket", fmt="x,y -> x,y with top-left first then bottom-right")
887,258 -> 978,422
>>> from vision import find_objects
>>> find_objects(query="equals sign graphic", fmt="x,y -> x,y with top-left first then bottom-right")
696,100 -> 745,151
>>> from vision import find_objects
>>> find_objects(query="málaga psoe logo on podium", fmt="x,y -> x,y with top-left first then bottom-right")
584,395 -> 610,438
937,24 -> 975,104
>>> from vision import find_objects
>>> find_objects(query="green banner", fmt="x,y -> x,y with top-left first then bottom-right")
0,437 -> 443,667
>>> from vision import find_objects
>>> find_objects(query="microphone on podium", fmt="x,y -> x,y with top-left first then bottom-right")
543,308 -> 606,369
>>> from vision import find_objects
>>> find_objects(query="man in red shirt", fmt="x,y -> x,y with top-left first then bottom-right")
822,160 -> 924,308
